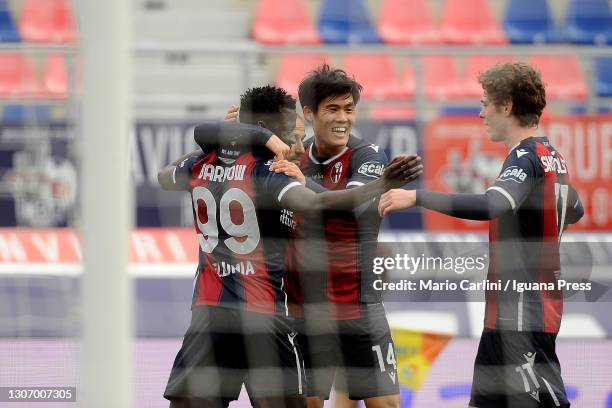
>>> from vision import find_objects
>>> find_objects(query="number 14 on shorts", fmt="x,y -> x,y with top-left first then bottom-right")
372,343 -> 397,383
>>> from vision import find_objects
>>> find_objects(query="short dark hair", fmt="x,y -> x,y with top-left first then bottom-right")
298,64 -> 363,113
478,62 -> 546,127
239,85 -> 296,124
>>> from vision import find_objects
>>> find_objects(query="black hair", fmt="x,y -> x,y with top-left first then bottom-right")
298,64 -> 363,113
239,85 -> 296,124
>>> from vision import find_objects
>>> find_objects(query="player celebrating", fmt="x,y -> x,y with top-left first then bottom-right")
279,64 -> 415,408
379,62 -> 583,408
159,86 -> 421,408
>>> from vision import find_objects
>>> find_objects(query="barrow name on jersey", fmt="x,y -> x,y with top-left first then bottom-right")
173,142 -> 301,316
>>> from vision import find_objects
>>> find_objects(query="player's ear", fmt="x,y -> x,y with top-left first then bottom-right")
503,100 -> 513,116
303,106 -> 314,123
257,120 -> 267,128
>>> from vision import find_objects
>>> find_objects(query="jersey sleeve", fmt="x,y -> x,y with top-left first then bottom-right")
347,144 -> 389,188
194,122 -> 274,151
172,154 -> 201,191
487,148 -> 542,212
256,161 -> 303,205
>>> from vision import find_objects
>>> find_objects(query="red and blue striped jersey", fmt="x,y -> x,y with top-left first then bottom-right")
288,135 -> 389,320
173,149 -> 301,315
485,136 -> 576,333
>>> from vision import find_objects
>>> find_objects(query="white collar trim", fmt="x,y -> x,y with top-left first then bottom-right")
308,143 -> 349,165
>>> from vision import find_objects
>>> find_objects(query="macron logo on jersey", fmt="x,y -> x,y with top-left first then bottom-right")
198,164 -> 246,182
497,166 -> 527,183
357,161 -> 385,178
516,149 -> 529,158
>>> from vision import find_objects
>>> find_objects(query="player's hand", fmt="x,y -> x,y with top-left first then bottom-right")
266,135 -> 291,160
378,189 -> 417,217
224,104 -> 239,122
383,154 -> 423,188
270,159 -> 306,185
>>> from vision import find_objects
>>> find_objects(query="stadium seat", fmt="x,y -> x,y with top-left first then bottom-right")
369,104 -> 416,121
399,59 -> 416,99
2,104 -> 51,124
275,54 -> 331,97
503,0 -> 563,43
318,0 -> 381,44
421,55 -> 462,100
461,55 -> 516,98
19,0 -> 77,43
0,54 -> 41,98
440,106 -> 481,116
43,54 -> 68,98
595,58 -> 612,97
440,0 -> 507,44
252,0 -> 320,45
378,0 -> 441,45
342,54 -> 408,100
564,0 -> 612,45
528,55 -> 588,101
0,0 -> 20,42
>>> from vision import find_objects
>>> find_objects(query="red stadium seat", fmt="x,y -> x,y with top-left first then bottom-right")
440,0 -> 507,44
462,55 -> 516,97
399,59 -> 416,99
252,0 -> 320,45
369,104 -> 416,120
0,54 -> 41,98
421,55 -> 463,100
378,0 -> 441,45
19,0 -> 77,43
342,54 -> 408,100
276,54 -> 331,97
43,54 -> 68,98
528,55 -> 588,101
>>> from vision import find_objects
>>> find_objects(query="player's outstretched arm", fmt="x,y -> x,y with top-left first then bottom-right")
379,189 -> 513,219
193,122 -> 290,158
157,150 -> 201,191
280,155 -> 422,214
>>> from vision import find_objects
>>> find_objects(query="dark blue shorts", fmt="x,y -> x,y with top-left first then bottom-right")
470,329 -> 570,408
164,306 -> 305,403
297,303 -> 399,400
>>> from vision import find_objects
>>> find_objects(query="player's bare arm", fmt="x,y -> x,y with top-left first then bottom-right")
157,150 -> 201,191
281,155 -> 422,214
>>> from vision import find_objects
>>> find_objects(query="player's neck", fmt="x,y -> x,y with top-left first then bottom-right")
314,139 -> 344,158
504,126 -> 538,150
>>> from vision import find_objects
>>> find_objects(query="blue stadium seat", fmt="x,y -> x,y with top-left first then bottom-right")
440,106 -> 481,117
0,0 -> 20,42
595,58 -> 612,97
318,0 -> 381,44
2,104 -> 51,125
503,0 -> 563,43
564,0 -> 612,44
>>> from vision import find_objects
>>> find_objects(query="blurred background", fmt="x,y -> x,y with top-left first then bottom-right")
0,0 -> 611,406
